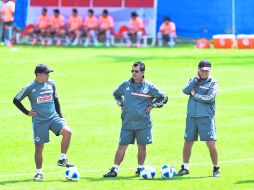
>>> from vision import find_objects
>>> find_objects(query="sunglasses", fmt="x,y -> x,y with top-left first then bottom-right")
131,70 -> 140,73
200,70 -> 210,72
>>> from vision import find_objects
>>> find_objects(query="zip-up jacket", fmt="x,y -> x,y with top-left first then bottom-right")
113,79 -> 168,129
183,77 -> 218,117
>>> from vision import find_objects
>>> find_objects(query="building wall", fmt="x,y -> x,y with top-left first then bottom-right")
156,0 -> 254,38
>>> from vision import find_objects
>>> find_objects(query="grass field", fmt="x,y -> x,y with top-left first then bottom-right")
0,45 -> 253,190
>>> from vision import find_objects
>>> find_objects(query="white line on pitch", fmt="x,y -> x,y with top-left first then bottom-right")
0,157 -> 253,178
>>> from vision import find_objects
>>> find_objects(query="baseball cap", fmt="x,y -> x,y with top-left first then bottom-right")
198,60 -> 211,71
35,64 -> 53,74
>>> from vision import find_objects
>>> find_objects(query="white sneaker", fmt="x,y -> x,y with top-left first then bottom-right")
33,173 -> 43,181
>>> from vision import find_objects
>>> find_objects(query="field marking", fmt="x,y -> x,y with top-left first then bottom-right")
219,85 -> 254,92
0,157 -> 253,178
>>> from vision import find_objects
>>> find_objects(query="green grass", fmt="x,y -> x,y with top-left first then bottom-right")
0,46 -> 254,190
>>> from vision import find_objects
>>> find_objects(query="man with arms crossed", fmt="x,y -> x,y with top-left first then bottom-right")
13,64 -> 74,181
176,60 -> 220,177
103,61 -> 168,177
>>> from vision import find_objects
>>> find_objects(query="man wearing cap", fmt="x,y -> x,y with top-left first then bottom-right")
13,64 -> 74,181
176,60 -> 220,177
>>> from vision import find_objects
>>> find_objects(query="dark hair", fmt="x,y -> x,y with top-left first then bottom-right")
103,9 -> 108,15
164,16 -> 170,21
42,8 -> 47,12
72,8 -> 78,14
133,61 -> 145,72
131,11 -> 138,17
53,9 -> 59,14
88,9 -> 94,14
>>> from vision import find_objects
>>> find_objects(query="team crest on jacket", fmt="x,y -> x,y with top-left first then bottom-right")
142,87 -> 149,94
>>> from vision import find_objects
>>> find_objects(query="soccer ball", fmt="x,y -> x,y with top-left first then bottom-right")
161,164 -> 176,179
65,167 -> 80,181
140,165 -> 156,180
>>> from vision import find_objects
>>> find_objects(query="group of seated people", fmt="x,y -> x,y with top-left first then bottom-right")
30,8 -> 177,47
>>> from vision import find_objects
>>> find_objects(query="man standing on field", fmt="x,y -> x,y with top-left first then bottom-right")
176,60 -> 220,177
13,64 -> 74,181
103,61 -> 168,177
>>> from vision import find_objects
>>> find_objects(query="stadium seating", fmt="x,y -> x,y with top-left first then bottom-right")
16,24 -> 35,44
112,26 -> 149,47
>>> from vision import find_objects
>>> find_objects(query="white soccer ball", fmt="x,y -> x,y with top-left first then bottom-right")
161,164 -> 176,179
65,167 -> 80,181
140,165 -> 156,180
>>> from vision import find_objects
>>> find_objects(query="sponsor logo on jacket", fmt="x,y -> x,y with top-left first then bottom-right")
37,95 -> 53,103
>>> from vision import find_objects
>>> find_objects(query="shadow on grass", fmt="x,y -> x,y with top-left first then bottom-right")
0,178 -> 66,185
80,175 -> 213,182
235,180 -> 254,184
81,176 -> 136,182
173,176 -> 213,180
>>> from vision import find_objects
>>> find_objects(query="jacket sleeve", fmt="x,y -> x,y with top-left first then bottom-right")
13,85 -> 31,115
149,85 -> 168,108
50,81 -> 63,118
183,78 -> 198,95
194,81 -> 218,103
113,82 -> 127,107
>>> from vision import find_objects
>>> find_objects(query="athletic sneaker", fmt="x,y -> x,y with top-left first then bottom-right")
176,165 -> 190,176
213,166 -> 220,177
57,159 -> 74,167
103,167 -> 118,177
33,173 -> 43,181
135,168 -> 142,177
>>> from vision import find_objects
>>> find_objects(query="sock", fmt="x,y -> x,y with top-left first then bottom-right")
183,163 -> 189,170
36,168 -> 42,174
112,164 -> 119,172
137,165 -> 144,169
214,165 -> 218,168
60,153 -> 67,160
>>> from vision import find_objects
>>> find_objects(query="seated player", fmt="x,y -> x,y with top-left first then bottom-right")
98,9 -> 114,47
83,9 -> 98,46
31,8 -> 51,46
157,16 -> 177,47
48,9 -> 66,46
123,12 -> 144,48
66,8 -> 82,46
